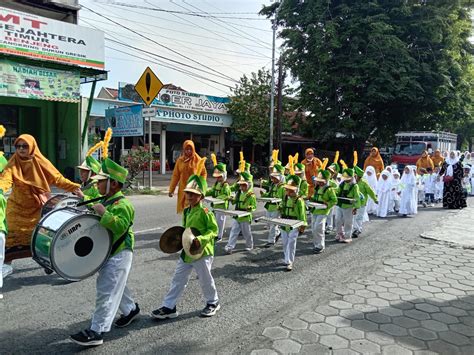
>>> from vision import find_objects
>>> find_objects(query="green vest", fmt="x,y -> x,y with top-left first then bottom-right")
279,195 -> 307,231
0,192 -> 7,234
205,181 -> 231,209
311,185 -> 338,215
261,182 -> 285,212
233,189 -> 257,223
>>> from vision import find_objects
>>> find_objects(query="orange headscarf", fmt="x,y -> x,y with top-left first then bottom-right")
363,147 -> 385,175
431,149 -> 444,167
416,151 -> 434,173
181,139 -> 202,171
7,134 -> 61,194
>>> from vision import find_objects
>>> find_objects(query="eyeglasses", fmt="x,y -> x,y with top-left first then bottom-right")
15,144 -> 29,150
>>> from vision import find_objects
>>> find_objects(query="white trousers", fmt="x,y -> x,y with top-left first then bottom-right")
0,232 -> 5,289
335,207 -> 354,238
282,229 -> 299,264
353,205 -> 367,233
162,256 -> 218,309
215,211 -> 226,240
91,250 -> 135,333
327,207 -> 336,229
311,215 -> 327,249
226,220 -> 253,250
266,210 -> 280,243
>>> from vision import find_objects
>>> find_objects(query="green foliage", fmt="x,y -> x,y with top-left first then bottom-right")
261,1 -> 474,148
120,146 -> 153,187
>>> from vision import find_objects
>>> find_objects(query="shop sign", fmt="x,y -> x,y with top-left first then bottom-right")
0,6 -> 104,69
153,107 -> 232,127
119,82 -> 229,114
0,59 -> 80,102
105,104 -> 143,137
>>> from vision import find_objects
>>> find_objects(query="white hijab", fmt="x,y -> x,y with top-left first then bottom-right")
363,166 -> 378,189
377,170 -> 392,193
400,166 -> 416,186
445,151 -> 459,177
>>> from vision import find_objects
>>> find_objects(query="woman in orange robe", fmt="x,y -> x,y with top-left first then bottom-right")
168,140 -> 207,213
431,149 -> 444,167
363,147 -> 385,176
301,148 -> 322,197
416,151 -> 435,174
0,135 -> 81,261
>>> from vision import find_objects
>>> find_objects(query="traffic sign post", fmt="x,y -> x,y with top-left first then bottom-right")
134,67 -> 164,189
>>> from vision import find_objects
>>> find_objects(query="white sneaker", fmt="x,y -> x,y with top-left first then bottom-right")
245,247 -> 253,251
224,247 -> 232,255
0,293 -> 3,299
286,263 -> 293,271
2,264 -> 13,278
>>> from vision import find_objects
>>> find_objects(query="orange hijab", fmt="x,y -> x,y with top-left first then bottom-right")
181,139 -> 201,171
7,134 -> 60,193
364,147 -> 385,173
431,150 -> 444,167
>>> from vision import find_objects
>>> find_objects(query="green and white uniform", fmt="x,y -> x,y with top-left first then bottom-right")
205,181 -> 231,241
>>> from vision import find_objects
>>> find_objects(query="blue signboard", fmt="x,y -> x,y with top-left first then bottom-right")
104,104 -> 143,137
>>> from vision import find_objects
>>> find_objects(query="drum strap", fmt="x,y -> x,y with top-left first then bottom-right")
102,196 -> 133,255
81,180 -> 95,191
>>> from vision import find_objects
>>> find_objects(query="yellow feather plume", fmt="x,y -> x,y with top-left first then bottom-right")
211,153 -> 218,167
339,159 -> 348,170
321,158 -> 329,170
196,157 -> 207,175
333,151 -> 339,164
353,151 -> 358,167
272,149 -> 278,162
289,155 -> 295,175
239,159 -> 245,173
87,142 -> 103,157
287,155 -> 292,167
239,151 -> 244,162
0,125 -> 6,138
102,128 -> 113,159
294,153 -> 299,164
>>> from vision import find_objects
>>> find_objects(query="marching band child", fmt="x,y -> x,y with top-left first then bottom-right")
225,168 -> 257,254
71,130 -> 139,346
294,161 -> 309,199
231,152 -> 252,192
311,168 -> 337,254
353,152 -> 378,238
279,158 -> 307,271
152,159 -> 220,319
376,170 -> 392,218
205,154 -> 231,242
76,142 -> 102,201
262,149 -> 281,191
325,153 -> 340,232
335,161 -> 361,243
261,164 -> 286,247
0,125 -> 8,299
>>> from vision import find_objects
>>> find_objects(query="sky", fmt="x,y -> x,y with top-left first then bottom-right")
78,0 -> 281,98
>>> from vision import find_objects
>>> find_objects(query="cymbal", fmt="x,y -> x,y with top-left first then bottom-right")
159,226 -> 185,254
182,227 -> 204,260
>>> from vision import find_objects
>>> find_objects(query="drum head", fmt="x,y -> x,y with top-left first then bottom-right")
160,226 -> 184,253
42,195 -> 84,217
51,209 -> 112,281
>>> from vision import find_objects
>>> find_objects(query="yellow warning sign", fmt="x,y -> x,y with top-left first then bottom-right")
134,67 -> 163,106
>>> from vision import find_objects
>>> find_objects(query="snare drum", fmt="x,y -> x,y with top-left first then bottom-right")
32,207 -> 112,281
41,194 -> 85,217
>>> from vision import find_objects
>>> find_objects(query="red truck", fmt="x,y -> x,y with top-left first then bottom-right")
391,131 -> 457,171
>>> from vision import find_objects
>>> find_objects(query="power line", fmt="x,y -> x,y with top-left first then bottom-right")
81,4 -> 239,83
143,0 -> 271,58
92,1 -> 267,20
176,0 -> 272,50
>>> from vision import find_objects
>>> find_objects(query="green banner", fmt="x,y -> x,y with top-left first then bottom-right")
0,60 -> 80,102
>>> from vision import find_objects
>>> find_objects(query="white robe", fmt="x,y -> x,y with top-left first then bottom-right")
399,167 -> 417,215
376,171 -> 391,218
364,166 -> 378,215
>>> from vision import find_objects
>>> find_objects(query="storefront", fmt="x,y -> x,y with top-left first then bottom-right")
0,5 -> 106,177
88,84 -> 232,174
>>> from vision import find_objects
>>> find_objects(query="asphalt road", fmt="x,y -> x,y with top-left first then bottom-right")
0,192 -> 453,354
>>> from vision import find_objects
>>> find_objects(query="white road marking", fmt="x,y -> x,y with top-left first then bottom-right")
135,227 -> 163,235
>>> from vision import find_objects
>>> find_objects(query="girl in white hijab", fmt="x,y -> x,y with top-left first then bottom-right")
391,170 -> 401,212
363,166 -> 378,215
376,170 -> 392,218
399,166 -> 417,216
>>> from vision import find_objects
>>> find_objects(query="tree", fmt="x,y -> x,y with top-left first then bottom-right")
120,146 -> 153,187
261,1 -> 474,157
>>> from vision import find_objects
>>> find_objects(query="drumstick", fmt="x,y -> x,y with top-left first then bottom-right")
76,196 -> 103,207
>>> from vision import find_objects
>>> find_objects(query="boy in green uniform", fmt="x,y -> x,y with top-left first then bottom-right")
261,164 -> 285,247
70,158 -> 139,346
334,166 -> 361,244
310,170 -> 338,254
0,151 -> 9,299
353,166 -> 378,238
325,161 -> 340,232
262,149 -> 281,191
205,157 -> 231,242
225,172 -> 257,254
152,173 -> 220,319
231,161 -> 252,192
294,163 -> 309,199
279,174 -> 307,271
76,155 -> 102,201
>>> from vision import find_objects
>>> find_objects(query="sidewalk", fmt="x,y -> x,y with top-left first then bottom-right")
249,208 -> 474,355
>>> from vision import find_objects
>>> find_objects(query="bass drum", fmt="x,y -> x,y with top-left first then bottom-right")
41,194 -> 85,217
31,207 -> 112,281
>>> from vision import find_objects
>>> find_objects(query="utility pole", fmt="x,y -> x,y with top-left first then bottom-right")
269,20 -> 276,161
276,57 -> 285,154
